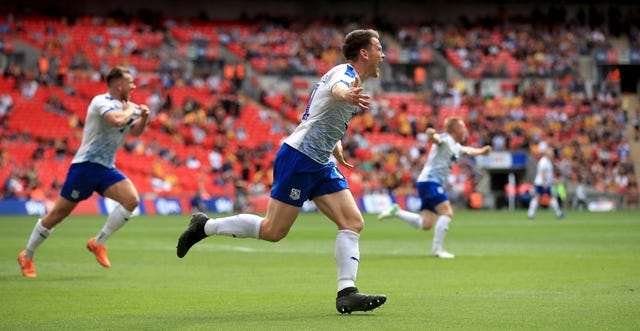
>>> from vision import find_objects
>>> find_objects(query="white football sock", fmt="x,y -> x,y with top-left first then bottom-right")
335,230 -> 360,291
432,215 -> 451,252
528,197 -> 539,218
204,214 -> 262,239
550,197 -> 562,216
95,205 -> 132,245
395,210 -> 424,229
24,219 -> 52,259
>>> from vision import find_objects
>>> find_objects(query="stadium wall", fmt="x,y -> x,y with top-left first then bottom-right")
0,191 -> 621,216
2,0 -> 635,24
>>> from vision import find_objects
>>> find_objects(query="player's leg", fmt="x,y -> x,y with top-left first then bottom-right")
528,187 -> 542,219
315,190 -> 363,293
19,196 -> 78,277
527,195 -> 538,218
19,163 -> 95,277
314,190 -> 386,314
431,201 -> 454,258
417,181 -> 442,232
177,198 -> 301,258
549,194 -> 565,218
177,144 -> 307,257
86,169 -> 139,268
202,197 -> 299,241
98,178 -> 139,245
378,203 -> 426,229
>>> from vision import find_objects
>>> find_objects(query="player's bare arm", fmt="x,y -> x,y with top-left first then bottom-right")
332,140 -> 354,169
104,101 -> 139,127
465,145 -> 493,156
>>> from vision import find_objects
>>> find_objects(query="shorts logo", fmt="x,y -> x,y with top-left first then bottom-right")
71,190 -> 80,199
289,188 -> 301,201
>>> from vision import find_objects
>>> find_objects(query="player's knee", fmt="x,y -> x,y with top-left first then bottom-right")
259,221 -> 289,242
342,218 -> 364,233
422,222 -> 434,231
353,220 -> 364,233
122,196 -> 140,212
260,228 -> 289,242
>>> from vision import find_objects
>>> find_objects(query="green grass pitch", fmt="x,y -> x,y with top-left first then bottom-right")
1,210 -> 639,330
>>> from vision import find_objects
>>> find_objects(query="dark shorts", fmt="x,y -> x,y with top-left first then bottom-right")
535,185 -> 552,196
417,181 -> 449,213
270,144 -> 349,207
60,162 -> 126,202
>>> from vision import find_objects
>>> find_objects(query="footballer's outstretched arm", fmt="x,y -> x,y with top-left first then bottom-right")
464,145 -> 493,156
331,80 -> 370,111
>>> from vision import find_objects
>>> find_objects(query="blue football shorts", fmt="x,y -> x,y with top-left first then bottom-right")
270,143 -> 349,207
534,185 -> 552,196
416,181 -> 449,213
60,162 -> 127,202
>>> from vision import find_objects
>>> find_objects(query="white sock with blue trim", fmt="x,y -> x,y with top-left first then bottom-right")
335,229 -> 360,291
396,210 -> 424,229
432,215 -> 451,252
24,219 -> 52,259
204,214 -> 262,238
95,205 -> 132,245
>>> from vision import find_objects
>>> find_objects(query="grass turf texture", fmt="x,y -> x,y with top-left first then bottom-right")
1,210 -> 639,330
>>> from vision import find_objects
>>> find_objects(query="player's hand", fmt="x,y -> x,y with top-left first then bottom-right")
336,157 -> 354,170
482,145 -> 493,155
347,78 -> 370,111
137,104 -> 151,117
426,128 -> 442,144
347,87 -> 370,111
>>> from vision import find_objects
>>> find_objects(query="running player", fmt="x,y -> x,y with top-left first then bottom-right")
378,116 -> 492,258
176,29 -> 387,314
18,66 -> 150,277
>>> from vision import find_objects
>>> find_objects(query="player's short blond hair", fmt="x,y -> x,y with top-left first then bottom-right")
444,116 -> 464,133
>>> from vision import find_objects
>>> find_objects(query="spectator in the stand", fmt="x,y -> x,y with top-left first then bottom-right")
190,187 -> 210,213
53,138 -> 68,161
208,147 -> 223,173
3,169 -> 24,198
31,143 -> 45,161
21,74 -> 38,99
28,180 -> 46,201
44,93 -> 65,115
573,177 -> 589,210
37,54 -> 50,85
185,153 -> 201,169
0,92 -> 13,128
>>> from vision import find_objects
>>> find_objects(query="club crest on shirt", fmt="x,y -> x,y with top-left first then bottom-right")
289,188 -> 301,201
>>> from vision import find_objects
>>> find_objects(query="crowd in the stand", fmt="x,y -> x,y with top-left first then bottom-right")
1,6 -> 639,208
